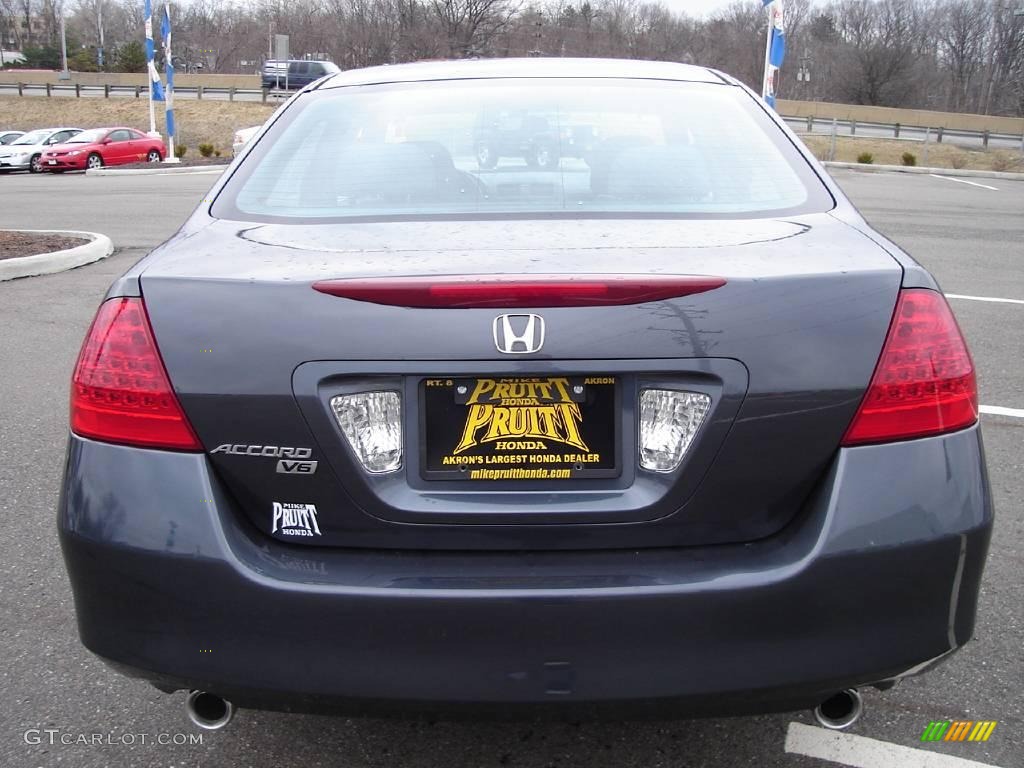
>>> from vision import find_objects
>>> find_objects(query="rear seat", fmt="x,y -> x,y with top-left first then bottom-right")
593,142 -> 713,202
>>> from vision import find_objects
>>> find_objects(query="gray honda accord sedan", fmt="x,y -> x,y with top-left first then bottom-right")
59,58 -> 992,730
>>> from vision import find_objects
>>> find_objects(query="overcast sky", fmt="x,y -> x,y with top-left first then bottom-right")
657,0 -> 752,17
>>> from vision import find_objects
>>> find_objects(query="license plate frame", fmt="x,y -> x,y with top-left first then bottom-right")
420,376 -> 620,482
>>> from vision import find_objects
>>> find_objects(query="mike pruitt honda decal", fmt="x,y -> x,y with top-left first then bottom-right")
271,502 -> 321,537
423,376 -> 619,481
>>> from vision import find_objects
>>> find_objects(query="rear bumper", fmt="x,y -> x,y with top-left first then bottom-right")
58,426 -> 993,717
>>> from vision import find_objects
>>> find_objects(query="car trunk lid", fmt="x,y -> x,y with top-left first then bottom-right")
140,214 -> 901,550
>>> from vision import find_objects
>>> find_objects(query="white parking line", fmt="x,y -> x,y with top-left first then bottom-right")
946,294 -> 1024,305
785,722 -> 1005,768
929,174 -> 998,191
980,405 -> 1024,418
945,297 -> 1024,419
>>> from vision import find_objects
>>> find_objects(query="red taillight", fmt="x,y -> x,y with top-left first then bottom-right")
70,297 -> 201,451
842,289 -> 978,446
312,274 -> 726,308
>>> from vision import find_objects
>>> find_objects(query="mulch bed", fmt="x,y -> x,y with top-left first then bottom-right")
0,230 -> 87,260
116,156 -> 230,170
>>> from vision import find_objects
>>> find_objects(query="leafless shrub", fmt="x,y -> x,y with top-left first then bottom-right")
989,151 -> 1019,172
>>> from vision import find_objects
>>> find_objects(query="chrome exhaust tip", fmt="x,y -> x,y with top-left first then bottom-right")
185,690 -> 235,730
813,688 -> 863,730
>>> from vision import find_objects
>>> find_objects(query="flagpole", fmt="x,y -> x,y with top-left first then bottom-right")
761,3 -> 773,103
760,0 -> 785,109
147,78 -> 156,137
162,3 -> 179,163
144,0 -> 155,135
143,0 -> 164,138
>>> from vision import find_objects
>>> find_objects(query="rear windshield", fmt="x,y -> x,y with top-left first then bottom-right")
214,78 -> 832,222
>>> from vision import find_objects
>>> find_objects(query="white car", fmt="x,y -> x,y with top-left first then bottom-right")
232,126 -> 260,158
0,127 -> 83,173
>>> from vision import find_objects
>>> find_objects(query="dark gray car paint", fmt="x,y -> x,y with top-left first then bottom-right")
59,423 -> 991,712
107,73 -> 911,551
60,60 -> 992,715
134,215 -> 901,549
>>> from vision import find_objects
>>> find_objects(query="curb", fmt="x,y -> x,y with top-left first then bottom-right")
86,164 -> 228,177
0,230 -> 114,281
822,161 -> 1024,181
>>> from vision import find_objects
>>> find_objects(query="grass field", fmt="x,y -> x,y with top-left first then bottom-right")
800,134 -> 1024,172
0,95 -> 276,154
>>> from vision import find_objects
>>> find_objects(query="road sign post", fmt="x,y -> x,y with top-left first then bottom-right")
274,34 -> 289,90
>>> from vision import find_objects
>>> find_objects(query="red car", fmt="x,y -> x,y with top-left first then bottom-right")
41,127 -> 165,172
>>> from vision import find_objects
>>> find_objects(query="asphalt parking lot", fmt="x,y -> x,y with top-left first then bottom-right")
0,168 -> 1021,768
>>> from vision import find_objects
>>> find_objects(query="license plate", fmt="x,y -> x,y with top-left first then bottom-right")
47,160 -> 56,165
421,376 -> 619,481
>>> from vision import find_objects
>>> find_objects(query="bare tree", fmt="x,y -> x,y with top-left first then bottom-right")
937,0 -> 990,111
26,0 -> 1023,117
37,0 -> 62,45
701,1 -> 766,90
0,0 -> 19,54
430,0 -> 518,56
829,0 -> 921,105
981,0 -> 1024,114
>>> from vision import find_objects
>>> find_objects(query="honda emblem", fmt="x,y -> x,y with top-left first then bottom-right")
493,314 -> 545,354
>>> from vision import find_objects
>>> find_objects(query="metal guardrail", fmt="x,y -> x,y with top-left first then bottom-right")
781,114 -> 1023,150
0,81 -> 286,102
2,81 -> 1022,151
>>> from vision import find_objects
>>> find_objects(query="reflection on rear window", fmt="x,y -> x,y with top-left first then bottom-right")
221,78 -> 828,221
13,130 -> 48,145
69,129 -> 106,143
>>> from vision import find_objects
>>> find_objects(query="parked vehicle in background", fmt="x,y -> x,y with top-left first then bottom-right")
474,111 -> 598,170
58,58 -> 992,730
0,127 -> 82,173
0,130 -> 24,145
261,59 -> 287,87
261,59 -> 340,90
232,126 -> 260,157
41,127 -> 164,172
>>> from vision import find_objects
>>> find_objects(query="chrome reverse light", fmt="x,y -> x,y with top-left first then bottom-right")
331,392 -> 403,473
638,390 -> 711,472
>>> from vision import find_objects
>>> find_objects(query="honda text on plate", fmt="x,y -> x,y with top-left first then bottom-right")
59,59 -> 992,731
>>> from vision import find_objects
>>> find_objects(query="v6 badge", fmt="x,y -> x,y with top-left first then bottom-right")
276,459 -> 318,475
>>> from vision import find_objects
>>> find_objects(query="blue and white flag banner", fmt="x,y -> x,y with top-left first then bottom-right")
144,0 -> 164,102
161,4 -> 175,143
762,0 -> 785,109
